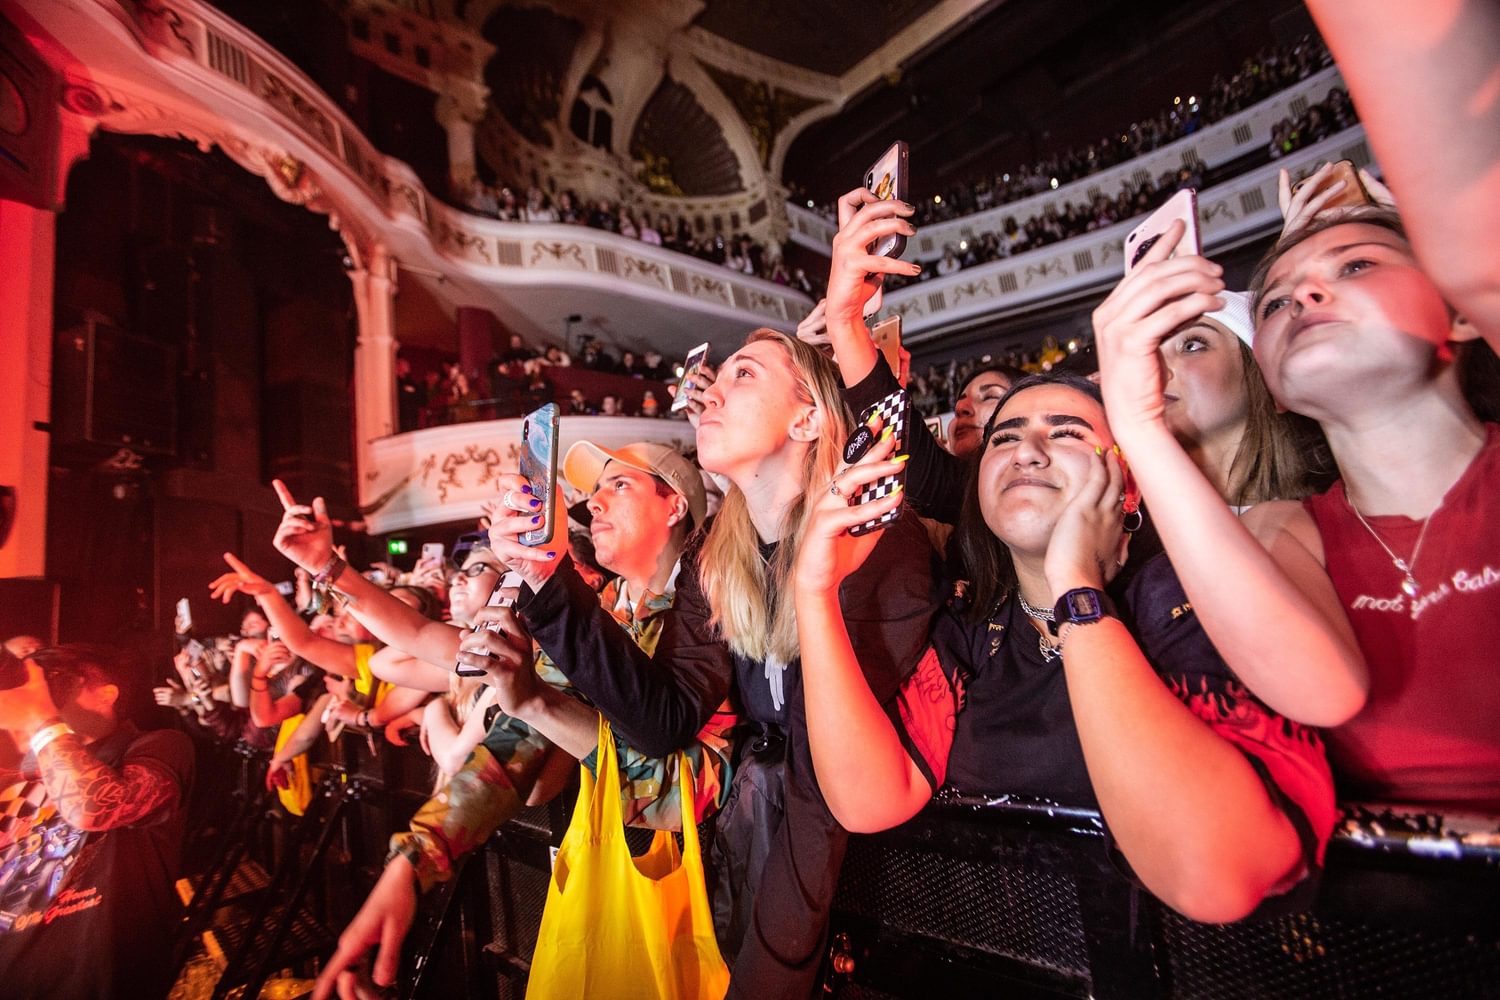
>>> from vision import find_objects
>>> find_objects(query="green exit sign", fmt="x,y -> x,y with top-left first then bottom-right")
387,538 -> 409,556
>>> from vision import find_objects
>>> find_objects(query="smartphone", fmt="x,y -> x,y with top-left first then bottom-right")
864,140 -> 910,259
175,597 -> 193,636
184,638 -> 208,680
457,571 -> 523,677
850,390 -> 909,537
518,403 -> 560,547
421,542 -> 445,564
1290,159 -> 1372,211
1124,188 -> 1199,275
670,342 -> 710,413
870,315 -> 902,379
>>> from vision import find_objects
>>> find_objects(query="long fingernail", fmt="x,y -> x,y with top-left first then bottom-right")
521,485 -> 533,495
529,498 -> 541,508
531,515 -> 541,524
892,453 -> 911,464
892,483 -> 905,494
1112,444 -> 1121,456
1094,446 -> 1103,456
879,426 -> 894,442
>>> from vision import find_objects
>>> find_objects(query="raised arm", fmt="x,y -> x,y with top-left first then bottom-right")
794,440 -> 937,831
823,186 -> 923,387
1094,224 -> 1367,726
0,661 -> 183,833
1306,0 -> 1500,345
1045,450 -> 1306,924
210,554 -> 358,678
267,479 -> 465,669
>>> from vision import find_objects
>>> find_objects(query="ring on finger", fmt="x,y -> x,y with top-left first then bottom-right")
829,481 -> 843,497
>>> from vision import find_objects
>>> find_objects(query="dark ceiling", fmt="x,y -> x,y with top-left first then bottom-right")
692,0 -> 939,76
782,0 -> 1315,202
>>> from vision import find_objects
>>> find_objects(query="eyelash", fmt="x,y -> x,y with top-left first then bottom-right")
988,428 -> 1086,447
1262,258 -> 1379,318
1179,335 -> 1209,353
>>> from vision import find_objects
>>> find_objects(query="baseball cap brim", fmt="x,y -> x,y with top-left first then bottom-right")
562,441 -> 708,529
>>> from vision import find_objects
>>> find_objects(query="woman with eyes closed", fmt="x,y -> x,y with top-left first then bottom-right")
484,328 -> 937,997
794,371 -> 1336,925
947,364 -> 1025,458
1231,200 -> 1500,812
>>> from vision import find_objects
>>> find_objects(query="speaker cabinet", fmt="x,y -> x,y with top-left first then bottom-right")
54,319 -> 179,456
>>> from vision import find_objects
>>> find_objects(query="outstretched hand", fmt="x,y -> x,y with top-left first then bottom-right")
312,854 -> 418,1000
209,553 -> 277,603
271,479 -> 336,574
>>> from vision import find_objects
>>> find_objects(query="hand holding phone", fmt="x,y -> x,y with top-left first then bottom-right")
518,403 -> 560,546
421,542 -> 445,564
1124,189 -> 1199,275
1280,160 -> 1377,236
863,141 -> 910,259
671,343 -> 710,413
456,572 -> 523,677
849,390 -> 909,536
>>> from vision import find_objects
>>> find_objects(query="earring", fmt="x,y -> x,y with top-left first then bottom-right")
1122,510 -> 1144,533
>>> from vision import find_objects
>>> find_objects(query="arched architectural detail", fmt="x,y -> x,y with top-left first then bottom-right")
629,73 -> 741,197
479,5 -> 584,148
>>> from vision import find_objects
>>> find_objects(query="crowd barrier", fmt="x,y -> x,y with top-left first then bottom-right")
177,728 -> 1500,999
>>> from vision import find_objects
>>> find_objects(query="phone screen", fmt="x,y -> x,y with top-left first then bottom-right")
671,343 -> 710,412
518,403 -> 560,547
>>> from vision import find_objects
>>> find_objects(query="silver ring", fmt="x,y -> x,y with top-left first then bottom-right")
829,481 -> 842,496
502,488 -> 514,510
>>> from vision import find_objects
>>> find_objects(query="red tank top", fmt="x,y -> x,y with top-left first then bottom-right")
1305,423 -> 1500,811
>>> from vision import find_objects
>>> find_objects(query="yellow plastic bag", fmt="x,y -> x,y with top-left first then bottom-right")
272,714 -> 314,817
526,717 -> 729,1000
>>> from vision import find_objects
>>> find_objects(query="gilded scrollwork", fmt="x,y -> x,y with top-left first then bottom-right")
951,279 -> 994,306
622,257 -> 668,288
442,223 -> 493,264
1023,258 -> 1068,287
260,72 -> 338,152
528,241 -> 587,269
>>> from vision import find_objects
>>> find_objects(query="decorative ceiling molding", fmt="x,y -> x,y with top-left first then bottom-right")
701,64 -> 821,169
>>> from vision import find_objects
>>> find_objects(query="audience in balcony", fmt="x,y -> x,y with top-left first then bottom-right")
907,37 -> 1335,226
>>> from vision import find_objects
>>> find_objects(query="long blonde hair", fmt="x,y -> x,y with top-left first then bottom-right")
698,329 -> 852,663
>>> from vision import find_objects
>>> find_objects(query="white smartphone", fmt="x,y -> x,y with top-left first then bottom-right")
671,342 -> 710,413
421,542 -> 445,563
1124,188 -> 1199,275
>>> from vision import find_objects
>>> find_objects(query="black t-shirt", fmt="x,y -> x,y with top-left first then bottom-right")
928,554 -> 1335,911
0,723 -> 195,999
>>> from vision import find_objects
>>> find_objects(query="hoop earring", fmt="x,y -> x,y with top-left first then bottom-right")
1122,510 -> 1144,534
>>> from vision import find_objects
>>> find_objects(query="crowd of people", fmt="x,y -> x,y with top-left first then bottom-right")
908,36 -> 1336,226
4,8 -> 1498,1000
397,335 -> 693,429
457,179 -> 820,291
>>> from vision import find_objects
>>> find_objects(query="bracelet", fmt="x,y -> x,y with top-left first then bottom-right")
30,721 -> 74,756
1056,616 -> 1112,654
313,553 -> 347,586
359,710 -> 370,728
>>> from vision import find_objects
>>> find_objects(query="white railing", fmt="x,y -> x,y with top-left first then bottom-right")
881,126 -> 1374,341
363,416 -> 698,534
786,65 -> 1348,261
104,0 -> 811,328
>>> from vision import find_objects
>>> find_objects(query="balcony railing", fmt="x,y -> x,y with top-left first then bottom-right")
880,126 -> 1373,341
89,0 -> 812,333
786,65 -> 1350,262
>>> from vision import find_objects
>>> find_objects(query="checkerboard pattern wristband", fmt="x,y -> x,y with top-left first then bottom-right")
30,721 -> 74,756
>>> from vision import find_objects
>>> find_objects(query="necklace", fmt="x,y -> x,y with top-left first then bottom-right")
1016,594 -> 1060,662
1017,594 -> 1054,623
1347,494 -> 1434,599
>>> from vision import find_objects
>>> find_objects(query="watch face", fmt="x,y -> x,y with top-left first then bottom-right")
1068,591 -> 1102,619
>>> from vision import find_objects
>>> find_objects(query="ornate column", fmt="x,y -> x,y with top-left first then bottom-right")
348,244 -> 398,508
436,92 -> 487,196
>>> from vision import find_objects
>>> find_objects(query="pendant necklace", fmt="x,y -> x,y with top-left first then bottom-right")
1017,594 -> 1060,662
1347,494 -> 1435,599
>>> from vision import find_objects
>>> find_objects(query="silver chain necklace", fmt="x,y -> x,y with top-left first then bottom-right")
1017,594 -> 1060,662
1347,494 -> 1435,599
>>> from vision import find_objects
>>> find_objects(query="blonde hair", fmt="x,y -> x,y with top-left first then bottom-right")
698,329 -> 852,663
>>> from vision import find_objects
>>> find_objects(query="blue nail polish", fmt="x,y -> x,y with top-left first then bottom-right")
531,515 -> 541,524
521,485 -> 533,495
529,498 -> 541,508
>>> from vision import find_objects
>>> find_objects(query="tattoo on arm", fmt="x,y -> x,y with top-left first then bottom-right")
37,734 -> 179,832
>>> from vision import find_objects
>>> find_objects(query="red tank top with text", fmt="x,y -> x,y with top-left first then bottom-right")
1304,423 -> 1500,811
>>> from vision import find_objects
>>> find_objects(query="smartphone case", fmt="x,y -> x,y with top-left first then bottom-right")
518,403 -> 559,546
850,390 -> 909,536
1124,188 -> 1199,274
865,140 -> 910,259
671,343 -> 710,412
